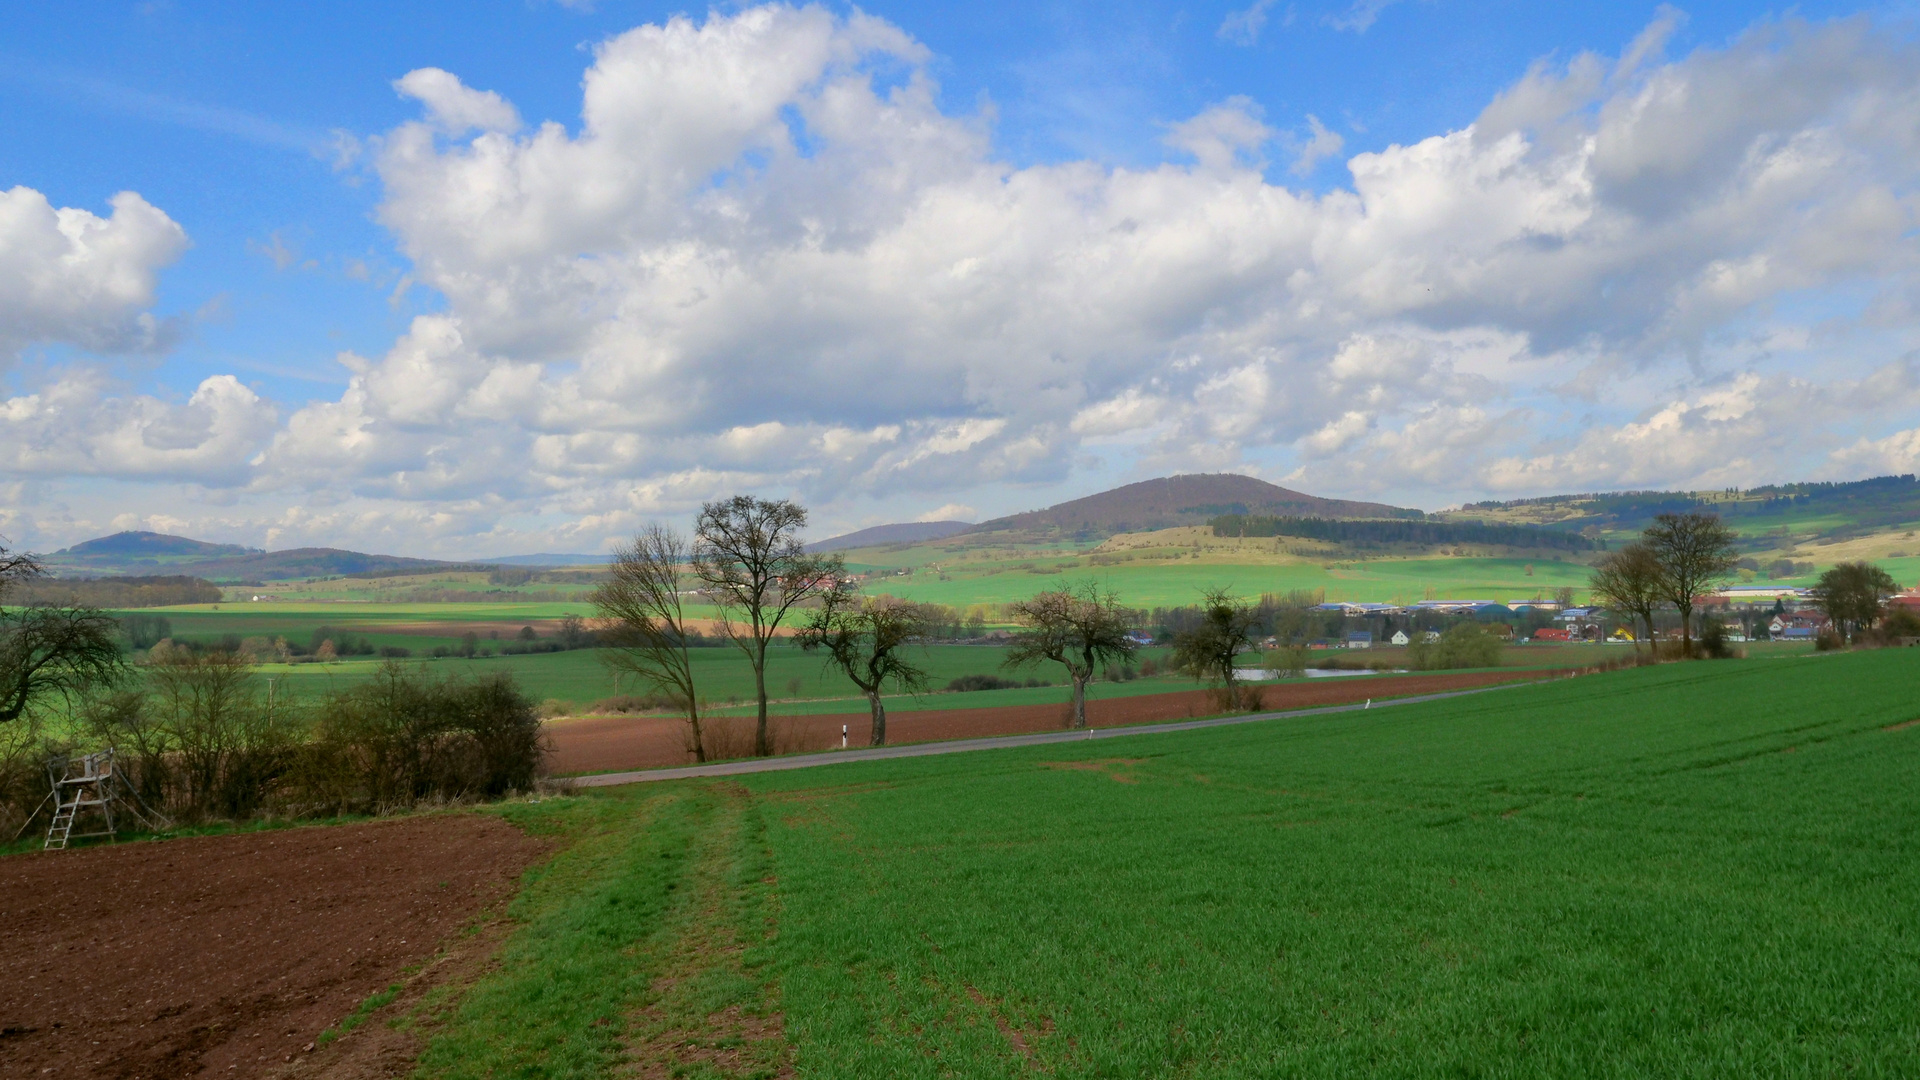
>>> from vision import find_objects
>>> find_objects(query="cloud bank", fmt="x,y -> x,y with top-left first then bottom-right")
5,4 -> 1920,552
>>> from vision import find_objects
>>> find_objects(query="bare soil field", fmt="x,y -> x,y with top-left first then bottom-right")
0,813 -> 546,1079
546,670 -> 1545,774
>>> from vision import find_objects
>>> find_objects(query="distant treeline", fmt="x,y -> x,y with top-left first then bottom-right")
1209,516 -> 1600,552
18,575 -> 222,609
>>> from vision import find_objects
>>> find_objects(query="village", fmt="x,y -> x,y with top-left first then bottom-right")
1290,584 -> 1915,649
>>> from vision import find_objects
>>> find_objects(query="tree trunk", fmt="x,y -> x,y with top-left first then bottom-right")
1069,672 -> 1089,729
1678,601 -> 1694,658
1222,666 -> 1239,711
752,638 -> 771,757
687,703 -> 706,763
868,690 -> 887,747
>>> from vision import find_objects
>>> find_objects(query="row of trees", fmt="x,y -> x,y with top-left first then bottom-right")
597,498 -> 1145,759
598,495 -> 1546,760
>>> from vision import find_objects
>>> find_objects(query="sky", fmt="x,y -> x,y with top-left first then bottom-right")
4,0 -> 1920,556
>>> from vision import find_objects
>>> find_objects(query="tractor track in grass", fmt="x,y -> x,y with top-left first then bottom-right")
573,677 -> 1545,787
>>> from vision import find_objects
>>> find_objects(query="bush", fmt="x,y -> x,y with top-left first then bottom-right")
119,613 -> 172,650
4,658 -> 551,832
1699,620 -> 1741,659
1407,624 -> 1503,670
589,694 -> 678,714
945,674 -> 1048,692
311,626 -> 376,656
301,663 -> 546,813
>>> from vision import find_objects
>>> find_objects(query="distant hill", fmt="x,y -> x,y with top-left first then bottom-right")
58,530 -> 258,559
972,474 -> 1420,537
169,548 -> 485,582
809,521 -> 974,552
45,530 -> 259,574
484,553 -> 613,566
39,531 -> 490,582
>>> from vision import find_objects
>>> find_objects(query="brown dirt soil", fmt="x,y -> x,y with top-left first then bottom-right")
0,813 -> 548,1079
547,669 -> 1544,774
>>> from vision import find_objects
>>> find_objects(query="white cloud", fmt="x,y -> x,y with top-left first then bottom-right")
1288,114 -> 1345,176
0,187 -> 188,358
0,371 -> 276,485
1218,0 -> 1278,46
393,68 -> 523,135
13,6 -> 1920,553
1326,0 -> 1401,34
918,502 -> 975,522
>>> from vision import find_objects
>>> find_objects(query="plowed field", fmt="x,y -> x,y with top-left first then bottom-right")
546,669 -> 1546,774
0,813 -> 546,1079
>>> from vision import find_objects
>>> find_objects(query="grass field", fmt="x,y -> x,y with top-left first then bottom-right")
412,648 -> 1920,1077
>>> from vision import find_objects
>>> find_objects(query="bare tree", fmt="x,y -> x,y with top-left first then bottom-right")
0,546 -> 123,725
1002,582 -> 1137,729
594,526 -> 708,761
1169,588 -> 1260,710
795,589 -> 932,747
1813,560 -> 1900,643
693,496 -> 844,757
1588,542 -> 1664,652
1643,513 -> 1740,656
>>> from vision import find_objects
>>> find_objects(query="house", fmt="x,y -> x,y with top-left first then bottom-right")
1423,630 -> 1442,643
1532,627 -> 1571,642
1347,631 -> 1373,650
1389,630 -> 1410,646
1776,610 -> 1831,640
1125,631 -> 1155,646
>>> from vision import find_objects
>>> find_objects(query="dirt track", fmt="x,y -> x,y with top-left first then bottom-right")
547,670 -> 1543,774
0,814 -> 546,1079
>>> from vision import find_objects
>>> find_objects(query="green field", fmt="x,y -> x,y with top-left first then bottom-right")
411,648 -> 1920,1076
843,545 -> 1599,608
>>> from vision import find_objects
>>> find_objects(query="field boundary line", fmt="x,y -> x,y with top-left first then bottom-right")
570,679 -> 1544,787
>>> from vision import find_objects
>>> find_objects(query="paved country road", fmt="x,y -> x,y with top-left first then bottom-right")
570,680 -> 1537,787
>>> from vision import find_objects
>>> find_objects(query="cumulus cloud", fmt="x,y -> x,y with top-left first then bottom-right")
15,5 -> 1920,552
0,370 -> 276,485
0,187 -> 188,358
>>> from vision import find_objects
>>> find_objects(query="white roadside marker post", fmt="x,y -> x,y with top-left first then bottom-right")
841,724 -> 848,749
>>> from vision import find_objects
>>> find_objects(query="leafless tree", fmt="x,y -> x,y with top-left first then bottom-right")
1169,588 -> 1261,710
1644,512 -> 1740,656
594,526 -> 708,761
1588,542 -> 1664,652
693,496 -> 844,757
0,546 -> 123,725
1003,582 -> 1137,729
795,589 -> 932,747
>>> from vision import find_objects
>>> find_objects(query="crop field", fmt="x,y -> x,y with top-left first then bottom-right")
391,648 -> 1920,1077
851,553 -> 1599,608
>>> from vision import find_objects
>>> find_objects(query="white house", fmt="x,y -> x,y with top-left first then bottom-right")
1390,630 -> 1410,646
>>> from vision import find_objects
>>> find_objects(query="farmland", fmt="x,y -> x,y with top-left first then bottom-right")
388,647 -> 1920,1076
9,641 -> 1915,1075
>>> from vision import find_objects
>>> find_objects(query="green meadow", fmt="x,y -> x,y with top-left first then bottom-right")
412,648 -> 1920,1077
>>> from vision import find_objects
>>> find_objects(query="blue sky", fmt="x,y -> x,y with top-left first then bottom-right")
2,1 -> 1918,554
